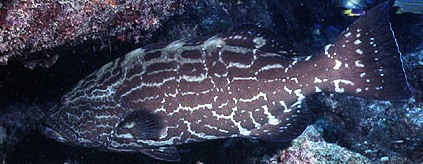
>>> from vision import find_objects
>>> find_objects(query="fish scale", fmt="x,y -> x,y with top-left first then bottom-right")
57,34 -> 309,151
43,2 -> 411,162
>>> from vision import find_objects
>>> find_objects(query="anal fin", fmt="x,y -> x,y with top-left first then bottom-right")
249,103 -> 311,142
141,146 -> 180,162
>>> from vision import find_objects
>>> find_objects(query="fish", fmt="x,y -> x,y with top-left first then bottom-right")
43,2 -> 411,162
394,0 -> 423,14
337,0 -> 368,9
342,8 -> 366,16
337,0 -> 371,16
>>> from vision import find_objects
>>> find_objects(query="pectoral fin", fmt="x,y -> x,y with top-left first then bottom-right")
117,109 -> 163,140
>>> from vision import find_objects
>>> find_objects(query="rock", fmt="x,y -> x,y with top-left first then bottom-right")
0,126 -> 5,145
277,125 -> 371,163
0,102 -> 45,163
0,0 -> 192,68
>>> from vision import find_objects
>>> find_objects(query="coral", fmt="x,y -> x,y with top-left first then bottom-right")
276,125 -> 371,163
0,126 -> 5,145
402,50 -> 423,101
312,94 -> 423,163
0,125 -> 6,162
0,0 -> 191,68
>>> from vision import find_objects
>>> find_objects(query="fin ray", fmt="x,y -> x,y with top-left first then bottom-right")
116,110 -> 163,140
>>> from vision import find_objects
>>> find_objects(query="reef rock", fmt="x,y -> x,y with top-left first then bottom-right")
0,0 -> 191,68
277,125 -> 371,163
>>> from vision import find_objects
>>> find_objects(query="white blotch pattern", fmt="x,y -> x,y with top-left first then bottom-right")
333,60 -> 342,70
356,49 -> 363,55
324,44 -> 333,57
333,79 -> 355,93
315,86 -> 322,92
284,86 -> 293,94
253,37 -> 266,49
355,60 -> 365,67
354,39 -> 362,45
344,32 -> 352,37
314,77 -> 323,83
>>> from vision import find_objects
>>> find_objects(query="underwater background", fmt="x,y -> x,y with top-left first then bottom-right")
0,0 -> 422,163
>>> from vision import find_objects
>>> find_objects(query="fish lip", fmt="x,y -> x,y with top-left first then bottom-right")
43,118 -> 79,144
40,124 -> 68,143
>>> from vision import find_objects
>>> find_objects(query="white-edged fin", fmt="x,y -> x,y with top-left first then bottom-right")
141,146 -> 180,162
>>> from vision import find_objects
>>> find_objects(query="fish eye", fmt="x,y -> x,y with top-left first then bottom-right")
59,97 -> 68,105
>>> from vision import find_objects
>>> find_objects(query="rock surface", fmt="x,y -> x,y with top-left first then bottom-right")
277,125 -> 371,164
0,0 -> 191,68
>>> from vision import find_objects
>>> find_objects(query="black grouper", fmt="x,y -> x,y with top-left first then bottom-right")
43,2 -> 411,161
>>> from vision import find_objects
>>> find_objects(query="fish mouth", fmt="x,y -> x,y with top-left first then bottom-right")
41,125 -> 69,143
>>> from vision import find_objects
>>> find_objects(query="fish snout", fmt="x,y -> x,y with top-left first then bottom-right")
40,125 -> 69,143
41,105 -> 79,144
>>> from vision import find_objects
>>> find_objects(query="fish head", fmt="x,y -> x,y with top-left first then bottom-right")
42,94 -> 175,161
42,94 -> 117,149
42,104 -> 79,145
40,57 -> 162,151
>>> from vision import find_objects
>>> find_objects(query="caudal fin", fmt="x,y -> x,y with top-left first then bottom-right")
321,2 -> 411,100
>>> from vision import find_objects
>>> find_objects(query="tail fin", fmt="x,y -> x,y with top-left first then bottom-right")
321,2 -> 411,100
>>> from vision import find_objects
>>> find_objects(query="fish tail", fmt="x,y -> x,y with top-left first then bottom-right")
320,2 -> 411,100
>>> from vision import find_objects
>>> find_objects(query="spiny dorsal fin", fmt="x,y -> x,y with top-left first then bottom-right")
221,24 -> 297,56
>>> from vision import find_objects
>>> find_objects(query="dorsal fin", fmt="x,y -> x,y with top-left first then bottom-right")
221,24 -> 298,56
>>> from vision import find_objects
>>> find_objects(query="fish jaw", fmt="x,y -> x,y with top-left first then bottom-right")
41,125 -> 69,144
42,105 -> 80,146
